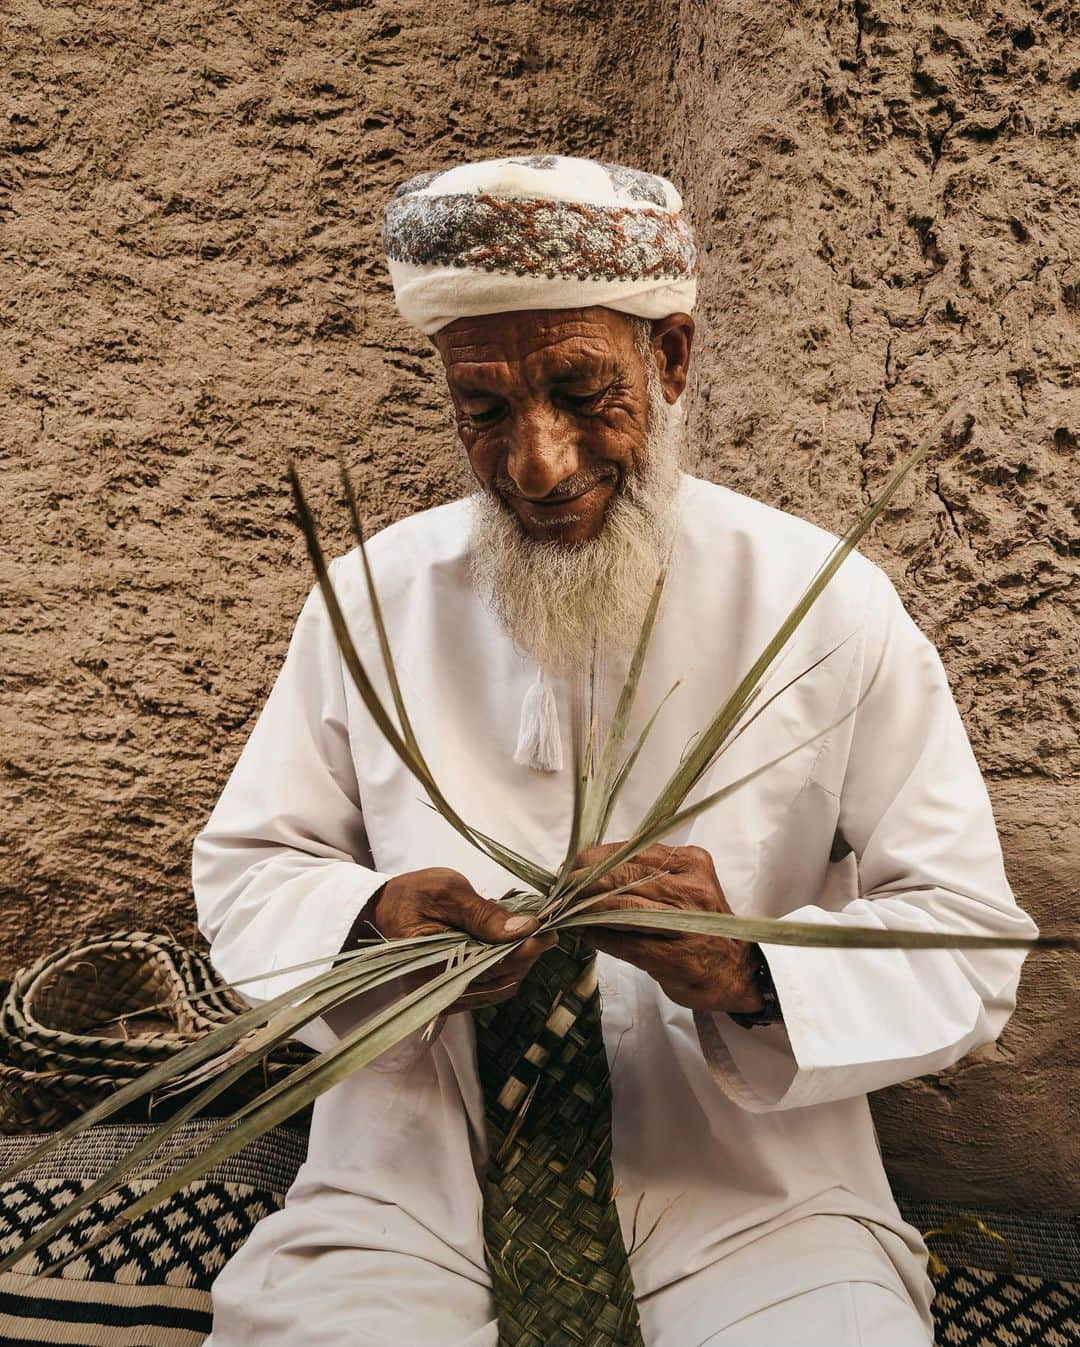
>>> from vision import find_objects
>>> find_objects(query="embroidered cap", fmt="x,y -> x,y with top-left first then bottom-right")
382,154 -> 698,335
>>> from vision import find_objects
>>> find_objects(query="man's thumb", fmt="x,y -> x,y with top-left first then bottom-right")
465,895 -> 537,943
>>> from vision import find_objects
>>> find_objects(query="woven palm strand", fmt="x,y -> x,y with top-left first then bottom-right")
0,931 -> 310,1133
474,932 -> 643,1347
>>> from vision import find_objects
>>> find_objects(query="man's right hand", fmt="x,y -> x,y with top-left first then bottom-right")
346,867 -> 558,1013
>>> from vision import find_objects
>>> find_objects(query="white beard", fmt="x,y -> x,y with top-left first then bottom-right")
468,366 -> 684,674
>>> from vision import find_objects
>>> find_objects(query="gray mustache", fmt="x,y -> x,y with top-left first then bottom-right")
494,465 -> 620,502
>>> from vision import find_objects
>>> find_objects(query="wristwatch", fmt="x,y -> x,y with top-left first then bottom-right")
729,946 -> 784,1029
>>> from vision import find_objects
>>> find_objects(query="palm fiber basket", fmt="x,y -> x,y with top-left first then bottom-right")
0,931 -> 311,1134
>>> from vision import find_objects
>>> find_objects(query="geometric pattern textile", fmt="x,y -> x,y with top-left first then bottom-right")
929,1266 -> 1078,1346
0,1175 -> 279,1286
0,1123 -> 1077,1346
0,1121 -> 303,1346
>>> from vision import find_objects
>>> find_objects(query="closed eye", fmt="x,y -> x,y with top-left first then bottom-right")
460,400 -> 506,425
559,385 -> 610,411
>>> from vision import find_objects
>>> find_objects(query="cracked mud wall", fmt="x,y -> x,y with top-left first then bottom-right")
3,1 -> 1076,1204
661,1 -> 1078,1206
2,0 -> 667,949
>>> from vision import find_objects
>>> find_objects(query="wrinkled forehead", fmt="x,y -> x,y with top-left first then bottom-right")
434,307 -> 638,389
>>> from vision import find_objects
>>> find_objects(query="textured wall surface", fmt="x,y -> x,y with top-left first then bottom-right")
661,0 -> 1078,1207
3,1 -> 1076,1205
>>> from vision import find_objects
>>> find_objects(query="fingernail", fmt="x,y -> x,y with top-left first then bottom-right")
504,915 -> 534,934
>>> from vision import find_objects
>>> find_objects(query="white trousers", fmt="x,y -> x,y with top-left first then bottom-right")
206,1209 -> 933,1347
674,1281 -> 930,1345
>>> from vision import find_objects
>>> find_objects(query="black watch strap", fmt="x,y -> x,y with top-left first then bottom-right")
729,946 -> 783,1029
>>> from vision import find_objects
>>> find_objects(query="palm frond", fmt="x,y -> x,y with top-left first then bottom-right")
554,681 -> 877,912
562,907 -> 1075,951
636,406 -> 969,836
577,565 -> 668,849
0,933 -> 468,1190
338,455 -> 422,760
289,461 -> 549,890
596,680 -> 680,842
548,690 -> 593,902
9,941 -> 512,1278
11,398 -> 1071,1285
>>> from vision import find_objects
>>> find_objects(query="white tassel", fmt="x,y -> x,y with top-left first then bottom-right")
513,668 -> 563,773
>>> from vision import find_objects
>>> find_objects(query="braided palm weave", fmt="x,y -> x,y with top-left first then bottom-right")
0,931 -> 310,1134
474,933 -> 643,1347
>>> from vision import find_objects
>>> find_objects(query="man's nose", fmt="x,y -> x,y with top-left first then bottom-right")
504,407 -> 584,499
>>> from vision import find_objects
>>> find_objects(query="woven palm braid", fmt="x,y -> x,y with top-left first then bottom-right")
473,933 -> 643,1347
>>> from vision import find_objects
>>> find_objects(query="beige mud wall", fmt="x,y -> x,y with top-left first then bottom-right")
2,1 -> 1076,1205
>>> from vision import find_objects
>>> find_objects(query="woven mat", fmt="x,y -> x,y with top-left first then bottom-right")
898,1198 -> 1080,1283
928,1265 -> 1078,1346
0,1123 -> 304,1346
0,924 -> 1075,1347
0,1123 -> 1076,1345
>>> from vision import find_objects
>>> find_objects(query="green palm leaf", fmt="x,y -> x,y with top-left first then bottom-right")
563,908 -> 1076,951
289,461 -> 551,890
0,940 -> 422,1187
6,941 -> 511,1277
577,564 -> 669,849
8,396 -> 1072,1280
637,404 -> 971,835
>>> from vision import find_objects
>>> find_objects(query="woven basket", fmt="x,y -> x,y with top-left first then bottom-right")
0,932 -> 311,1134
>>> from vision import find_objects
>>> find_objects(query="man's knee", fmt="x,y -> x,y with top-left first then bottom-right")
701,1280 -> 930,1347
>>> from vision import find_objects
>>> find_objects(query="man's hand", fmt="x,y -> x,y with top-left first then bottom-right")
569,843 -> 764,1014
346,867 -> 558,1013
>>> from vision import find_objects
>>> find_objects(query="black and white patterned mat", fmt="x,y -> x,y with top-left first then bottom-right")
0,1123 -> 1076,1346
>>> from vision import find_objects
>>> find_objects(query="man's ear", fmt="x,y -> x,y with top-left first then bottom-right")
650,314 -> 695,403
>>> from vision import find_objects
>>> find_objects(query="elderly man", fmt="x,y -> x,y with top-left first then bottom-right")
193,155 -> 1036,1347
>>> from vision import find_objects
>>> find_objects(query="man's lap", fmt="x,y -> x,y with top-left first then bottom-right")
206,1206 -> 931,1347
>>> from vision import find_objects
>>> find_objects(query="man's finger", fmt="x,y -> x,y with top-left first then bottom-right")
467,975 -> 520,994
576,893 -> 680,945
488,931 -> 558,970
432,881 -> 541,944
454,930 -> 559,1006
574,842 -> 686,873
573,842 -> 625,870
450,981 -> 521,1011
567,887 -> 680,928
579,927 -> 679,973
566,864 -> 680,907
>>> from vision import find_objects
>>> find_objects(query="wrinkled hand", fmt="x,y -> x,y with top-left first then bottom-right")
569,843 -> 763,1014
352,867 -> 558,1012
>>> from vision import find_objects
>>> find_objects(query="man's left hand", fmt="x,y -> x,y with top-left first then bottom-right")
570,843 -> 764,1015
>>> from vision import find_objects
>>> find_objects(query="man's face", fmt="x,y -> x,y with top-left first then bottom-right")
433,307 -> 690,546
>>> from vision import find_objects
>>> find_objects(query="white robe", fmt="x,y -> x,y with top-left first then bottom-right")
192,475 -> 1036,1346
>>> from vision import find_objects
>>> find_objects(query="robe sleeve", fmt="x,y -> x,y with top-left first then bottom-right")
694,565 -> 1039,1112
192,559 -> 401,1057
